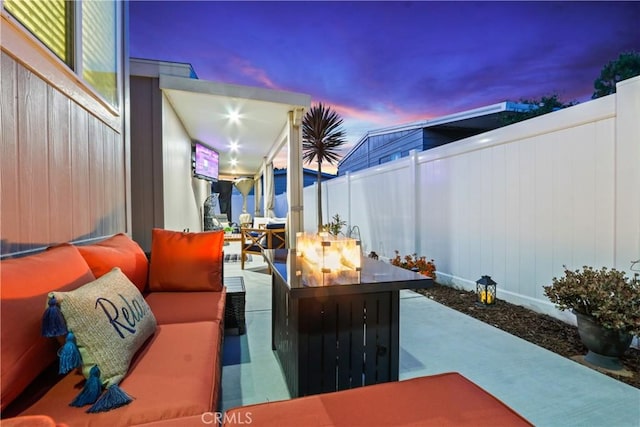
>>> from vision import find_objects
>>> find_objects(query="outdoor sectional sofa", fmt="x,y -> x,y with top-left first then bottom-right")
1,229 -> 534,427
1,230 -> 226,427
222,372 -> 533,426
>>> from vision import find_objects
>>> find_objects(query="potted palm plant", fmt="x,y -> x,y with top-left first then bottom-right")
543,266 -> 640,370
302,103 -> 347,233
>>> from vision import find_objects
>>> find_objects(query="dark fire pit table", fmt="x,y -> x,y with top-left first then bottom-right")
263,249 -> 433,398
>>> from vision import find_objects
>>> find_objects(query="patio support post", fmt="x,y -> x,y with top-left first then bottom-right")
614,76 -> 640,270
346,171 -> 351,232
409,150 -> 421,256
287,108 -> 305,249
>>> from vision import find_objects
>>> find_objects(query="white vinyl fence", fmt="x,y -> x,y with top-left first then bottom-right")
304,76 -> 640,323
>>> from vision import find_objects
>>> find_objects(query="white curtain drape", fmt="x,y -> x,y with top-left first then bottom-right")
265,162 -> 275,218
254,176 -> 262,218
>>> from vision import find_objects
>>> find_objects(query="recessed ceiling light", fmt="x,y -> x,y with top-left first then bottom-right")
229,141 -> 239,151
226,109 -> 241,124
230,158 -> 238,166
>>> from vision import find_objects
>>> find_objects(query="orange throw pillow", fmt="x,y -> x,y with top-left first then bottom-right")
149,229 -> 224,292
77,233 -> 149,292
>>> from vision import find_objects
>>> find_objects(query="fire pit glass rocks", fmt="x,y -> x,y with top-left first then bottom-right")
295,232 -> 361,286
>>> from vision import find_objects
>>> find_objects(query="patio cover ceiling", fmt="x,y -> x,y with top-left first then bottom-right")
160,75 -> 311,179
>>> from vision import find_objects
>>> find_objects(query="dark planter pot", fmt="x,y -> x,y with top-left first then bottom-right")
574,311 -> 632,371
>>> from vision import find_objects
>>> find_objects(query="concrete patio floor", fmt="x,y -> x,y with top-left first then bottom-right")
221,248 -> 640,426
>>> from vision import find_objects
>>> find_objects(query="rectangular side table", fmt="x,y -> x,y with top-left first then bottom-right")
224,276 -> 246,335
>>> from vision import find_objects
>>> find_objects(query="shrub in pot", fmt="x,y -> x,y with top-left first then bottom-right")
543,266 -> 640,370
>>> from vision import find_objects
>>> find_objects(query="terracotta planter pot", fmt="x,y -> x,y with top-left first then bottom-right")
574,311 -> 632,371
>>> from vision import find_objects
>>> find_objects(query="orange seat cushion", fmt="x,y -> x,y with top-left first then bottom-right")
0,415 -> 68,427
131,415 -> 210,426
145,289 -> 226,325
19,322 -> 221,427
76,233 -> 149,292
223,372 -> 533,427
148,229 -> 224,292
0,244 -> 95,411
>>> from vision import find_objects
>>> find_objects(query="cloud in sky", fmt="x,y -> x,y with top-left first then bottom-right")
130,0 -> 640,153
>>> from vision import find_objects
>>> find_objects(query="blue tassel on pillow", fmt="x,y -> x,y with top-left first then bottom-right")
42,296 -> 67,337
70,365 -> 103,407
87,384 -> 133,413
58,331 -> 82,374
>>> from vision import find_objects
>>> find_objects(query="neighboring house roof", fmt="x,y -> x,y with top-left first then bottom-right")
273,168 -> 335,194
274,168 -> 335,180
339,101 -> 533,168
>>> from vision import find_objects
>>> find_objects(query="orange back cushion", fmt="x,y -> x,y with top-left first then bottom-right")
148,229 -> 224,292
0,244 -> 96,410
76,233 -> 149,292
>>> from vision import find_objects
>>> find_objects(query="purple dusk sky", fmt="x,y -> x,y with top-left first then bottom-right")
130,1 -> 640,150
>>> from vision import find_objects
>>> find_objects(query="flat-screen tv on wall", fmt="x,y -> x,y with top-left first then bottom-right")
193,142 -> 219,182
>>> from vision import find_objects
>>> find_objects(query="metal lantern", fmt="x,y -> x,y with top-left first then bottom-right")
476,275 -> 497,306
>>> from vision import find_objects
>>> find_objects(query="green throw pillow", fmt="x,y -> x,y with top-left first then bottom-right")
45,267 -> 157,412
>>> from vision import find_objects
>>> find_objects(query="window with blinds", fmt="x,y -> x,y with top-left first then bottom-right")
3,0 -> 71,64
4,0 -> 119,108
82,0 -> 117,107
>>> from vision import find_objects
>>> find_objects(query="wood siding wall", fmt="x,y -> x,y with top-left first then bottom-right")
1,53 -> 126,258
